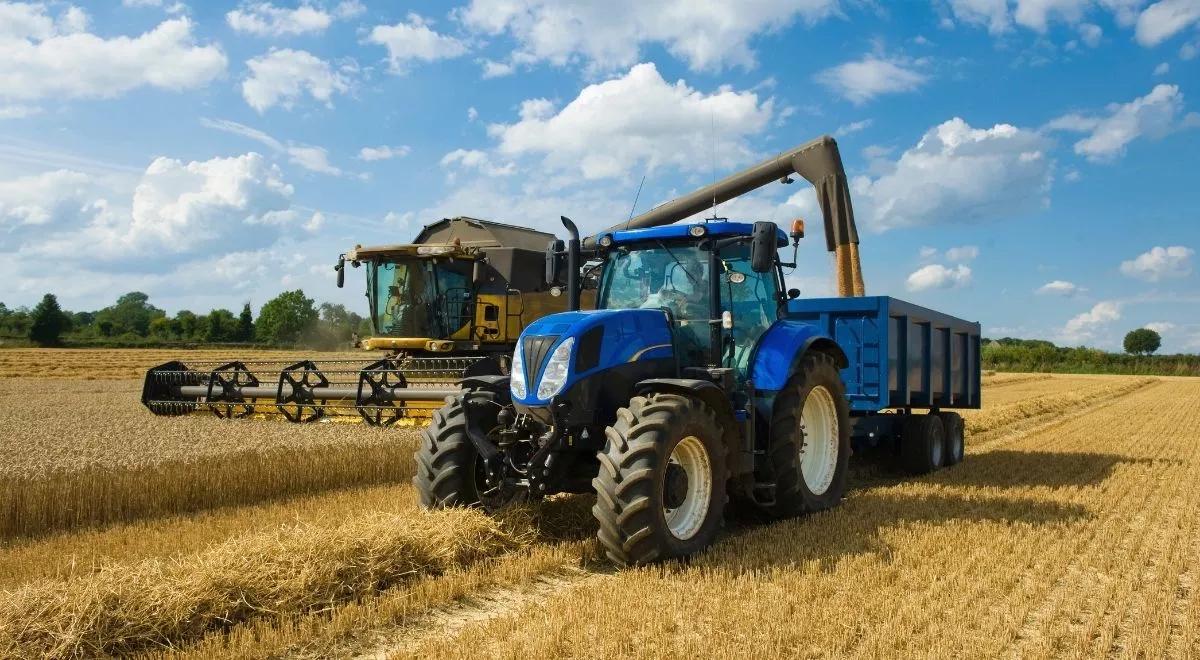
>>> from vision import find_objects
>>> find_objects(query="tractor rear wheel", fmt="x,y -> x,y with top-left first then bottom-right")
414,393 -> 519,511
592,393 -> 728,566
766,351 -> 851,518
900,414 -> 945,474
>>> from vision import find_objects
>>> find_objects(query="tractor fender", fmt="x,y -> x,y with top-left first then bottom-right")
460,374 -> 510,395
749,320 -> 849,393
633,378 -> 739,443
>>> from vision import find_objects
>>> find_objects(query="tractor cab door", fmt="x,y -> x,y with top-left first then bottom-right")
718,244 -> 779,380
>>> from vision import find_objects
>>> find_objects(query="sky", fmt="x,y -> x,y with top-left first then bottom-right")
1,0 -> 1198,352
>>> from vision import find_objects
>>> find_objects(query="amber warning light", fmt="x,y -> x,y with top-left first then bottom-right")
790,219 -> 806,242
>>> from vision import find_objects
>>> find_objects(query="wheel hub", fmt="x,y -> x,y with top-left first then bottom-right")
664,462 -> 688,509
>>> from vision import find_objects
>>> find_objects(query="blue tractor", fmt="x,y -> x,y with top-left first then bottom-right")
414,136 -> 981,565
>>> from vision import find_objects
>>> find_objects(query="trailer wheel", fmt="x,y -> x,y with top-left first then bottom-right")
592,393 -> 728,566
766,351 -> 851,518
414,393 -> 518,510
938,411 -> 965,466
900,414 -> 945,474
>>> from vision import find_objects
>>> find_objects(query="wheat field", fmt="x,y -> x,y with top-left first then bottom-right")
0,348 -> 1196,658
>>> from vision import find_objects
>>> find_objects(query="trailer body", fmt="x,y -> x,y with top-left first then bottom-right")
785,295 -> 982,413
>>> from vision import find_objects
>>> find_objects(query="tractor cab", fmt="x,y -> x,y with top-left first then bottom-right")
592,221 -> 792,378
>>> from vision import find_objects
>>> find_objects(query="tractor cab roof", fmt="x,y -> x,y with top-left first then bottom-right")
598,220 -> 788,247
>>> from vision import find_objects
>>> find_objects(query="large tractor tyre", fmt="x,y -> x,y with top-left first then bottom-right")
900,414 -> 945,475
592,393 -> 729,566
938,411 -> 965,467
766,351 -> 852,518
414,393 -> 519,511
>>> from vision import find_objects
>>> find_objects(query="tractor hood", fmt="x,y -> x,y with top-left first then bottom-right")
511,309 -> 674,407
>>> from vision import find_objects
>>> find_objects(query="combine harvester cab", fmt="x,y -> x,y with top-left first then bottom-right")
414,136 -> 981,565
141,217 -> 571,425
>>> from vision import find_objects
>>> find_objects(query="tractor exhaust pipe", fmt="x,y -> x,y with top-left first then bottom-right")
593,135 -> 865,297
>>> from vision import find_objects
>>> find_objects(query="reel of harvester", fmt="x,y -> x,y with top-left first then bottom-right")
141,355 -> 501,426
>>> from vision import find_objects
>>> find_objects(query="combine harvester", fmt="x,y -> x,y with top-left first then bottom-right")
415,135 -> 981,565
141,217 -> 568,425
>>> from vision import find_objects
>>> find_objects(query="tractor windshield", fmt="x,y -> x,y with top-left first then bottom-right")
367,257 -> 473,338
598,241 -> 713,363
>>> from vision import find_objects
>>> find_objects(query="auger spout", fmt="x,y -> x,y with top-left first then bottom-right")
594,135 -> 865,296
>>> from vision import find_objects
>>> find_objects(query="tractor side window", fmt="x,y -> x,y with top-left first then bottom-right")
720,245 -> 779,378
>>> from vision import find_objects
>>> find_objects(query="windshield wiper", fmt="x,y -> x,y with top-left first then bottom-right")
656,240 -> 699,286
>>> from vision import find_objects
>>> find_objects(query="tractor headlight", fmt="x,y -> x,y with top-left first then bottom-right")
536,337 -> 574,399
510,343 -> 527,399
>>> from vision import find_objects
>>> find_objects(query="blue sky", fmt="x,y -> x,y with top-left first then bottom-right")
1,0 -> 1198,351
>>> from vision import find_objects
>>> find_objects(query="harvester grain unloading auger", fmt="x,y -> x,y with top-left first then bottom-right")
141,217 -> 569,426
594,134 -> 866,297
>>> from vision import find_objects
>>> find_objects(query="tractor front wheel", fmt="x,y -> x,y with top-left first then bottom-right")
414,393 -> 521,511
592,393 -> 728,566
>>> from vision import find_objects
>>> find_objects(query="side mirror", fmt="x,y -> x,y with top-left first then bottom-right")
787,288 -> 801,300
545,239 -> 565,286
335,255 -> 345,288
750,221 -> 777,273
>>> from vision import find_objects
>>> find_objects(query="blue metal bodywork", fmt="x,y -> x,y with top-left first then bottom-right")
749,320 -> 845,393
599,221 -> 788,247
787,296 -> 982,412
514,308 -> 673,406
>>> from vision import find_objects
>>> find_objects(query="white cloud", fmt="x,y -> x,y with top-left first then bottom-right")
0,104 -> 40,119
486,62 -> 773,181
0,8 -> 224,104
848,117 -> 1053,231
0,169 -> 96,231
480,59 -> 515,78
285,145 -> 340,175
456,0 -> 838,72
440,149 -> 515,178
1120,245 -> 1195,281
1136,0 -> 1200,46
226,3 -> 339,37
366,14 -> 469,74
358,145 -> 411,161
6,153 -> 313,265
945,245 -> 980,261
1014,0 -> 1094,32
945,0 -> 1013,34
815,54 -> 928,105
1037,279 -> 1086,295
200,117 -> 344,175
1046,84 -> 1198,162
1145,321 -> 1177,333
835,119 -> 873,136
1154,61 -> 1171,74
122,0 -> 188,13
906,263 -> 972,291
919,246 -> 939,260
467,106 -> 478,122
1061,300 -> 1121,343
241,49 -> 349,113
1078,21 -> 1104,45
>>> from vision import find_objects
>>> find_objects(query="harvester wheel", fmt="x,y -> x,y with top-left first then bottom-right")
414,393 -> 517,510
938,411 -> 965,466
766,351 -> 851,518
900,414 -> 945,474
592,393 -> 728,566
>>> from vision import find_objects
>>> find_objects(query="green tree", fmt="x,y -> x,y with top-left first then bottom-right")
175,310 -> 200,340
95,292 -> 165,336
28,294 -> 69,346
256,290 -> 318,344
1124,328 -> 1161,356
205,309 -> 239,342
237,303 -> 255,342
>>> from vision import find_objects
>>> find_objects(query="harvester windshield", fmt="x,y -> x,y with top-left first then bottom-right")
367,257 -> 473,338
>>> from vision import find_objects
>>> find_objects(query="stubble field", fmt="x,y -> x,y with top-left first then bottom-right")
0,348 -> 1196,658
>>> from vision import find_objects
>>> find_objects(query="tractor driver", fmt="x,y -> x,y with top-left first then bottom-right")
640,249 -> 711,362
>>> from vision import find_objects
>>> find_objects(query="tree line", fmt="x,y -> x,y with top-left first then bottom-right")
983,334 -> 1200,377
0,291 -> 373,350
